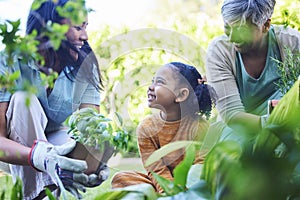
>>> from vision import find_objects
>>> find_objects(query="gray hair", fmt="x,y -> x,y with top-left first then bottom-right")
221,0 -> 276,27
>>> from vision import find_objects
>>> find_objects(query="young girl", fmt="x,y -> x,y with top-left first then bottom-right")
111,62 -> 214,193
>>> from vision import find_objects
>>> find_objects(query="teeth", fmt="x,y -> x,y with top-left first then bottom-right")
148,94 -> 155,101
233,42 -> 243,47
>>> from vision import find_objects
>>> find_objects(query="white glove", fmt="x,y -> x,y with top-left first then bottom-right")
260,114 -> 269,129
84,163 -> 110,187
29,139 -> 88,198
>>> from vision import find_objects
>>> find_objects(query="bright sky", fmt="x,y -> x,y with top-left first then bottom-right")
0,0 -> 156,34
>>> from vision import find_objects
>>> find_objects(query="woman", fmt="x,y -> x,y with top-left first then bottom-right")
205,0 -> 300,142
0,0 -> 105,199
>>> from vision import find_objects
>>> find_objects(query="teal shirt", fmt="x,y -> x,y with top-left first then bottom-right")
0,54 -> 100,133
220,26 -> 283,142
235,26 -> 283,116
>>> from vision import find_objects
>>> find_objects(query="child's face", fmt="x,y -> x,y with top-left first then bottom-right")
147,65 -> 180,111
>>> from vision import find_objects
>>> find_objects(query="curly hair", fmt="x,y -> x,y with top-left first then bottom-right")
167,62 -> 215,119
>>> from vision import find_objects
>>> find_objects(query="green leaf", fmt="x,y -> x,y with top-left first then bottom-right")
45,188 -> 56,200
173,145 -> 196,187
201,141 -> 241,196
145,141 -> 200,166
157,180 -> 211,200
114,112 -> 124,126
94,183 -> 157,200
152,172 -> 182,196
10,177 -> 23,200
94,190 -> 129,200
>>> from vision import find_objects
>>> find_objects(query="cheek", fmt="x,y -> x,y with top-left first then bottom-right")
65,29 -> 76,42
156,86 -> 176,99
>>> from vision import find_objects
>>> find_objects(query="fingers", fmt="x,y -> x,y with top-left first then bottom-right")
99,167 -> 110,181
84,170 -> 109,187
65,185 -> 84,199
57,156 -> 87,172
87,174 -> 103,186
55,139 -> 77,155
73,172 -> 89,184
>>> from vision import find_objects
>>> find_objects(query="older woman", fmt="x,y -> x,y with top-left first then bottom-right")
205,0 -> 300,142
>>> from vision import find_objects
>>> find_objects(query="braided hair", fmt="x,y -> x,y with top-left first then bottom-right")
168,62 -> 215,119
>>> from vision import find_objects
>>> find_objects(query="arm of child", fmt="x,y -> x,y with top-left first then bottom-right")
137,126 -> 173,193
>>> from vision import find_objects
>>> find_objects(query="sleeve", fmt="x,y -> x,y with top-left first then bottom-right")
0,54 -> 14,102
205,37 -> 245,123
80,83 -> 100,105
136,120 -> 173,193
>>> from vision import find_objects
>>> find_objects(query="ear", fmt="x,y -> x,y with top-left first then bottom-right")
263,19 -> 271,33
175,88 -> 189,103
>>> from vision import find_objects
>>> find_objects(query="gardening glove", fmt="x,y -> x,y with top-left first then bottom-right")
260,114 -> 269,129
29,139 -> 88,198
56,167 -> 89,199
84,162 -> 110,187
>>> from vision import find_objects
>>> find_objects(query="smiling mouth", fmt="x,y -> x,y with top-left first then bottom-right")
148,94 -> 156,102
233,42 -> 244,48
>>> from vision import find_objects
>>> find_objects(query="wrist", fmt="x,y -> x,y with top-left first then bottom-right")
260,114 -> 268,129
28,140 -> 43,172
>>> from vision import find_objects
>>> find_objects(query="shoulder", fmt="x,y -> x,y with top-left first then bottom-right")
0,52 -> 23,73
136,113 -> 161,135
207,34 -> 235,53
137,114 -> 159,129
273,25 -> 300,37
182,115 -> 209,131
206,34 -> 236,69
273,25 -> 300,50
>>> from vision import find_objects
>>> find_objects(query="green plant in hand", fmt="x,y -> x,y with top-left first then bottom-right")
68,107 -> 130,152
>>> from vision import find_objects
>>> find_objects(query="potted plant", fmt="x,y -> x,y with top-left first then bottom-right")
66,107 -> 130,175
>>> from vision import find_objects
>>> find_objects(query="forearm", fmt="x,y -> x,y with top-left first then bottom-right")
0,102 -> 30,165
79,103 -> 99,112
0,137 -> 31,165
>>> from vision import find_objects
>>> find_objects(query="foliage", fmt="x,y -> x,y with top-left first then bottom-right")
201,79 -> 300,200
0,176 -> 23,200
274,48 -> 300,95
272,1 -> 300,31
68,107 -> 129,152
89,78 -> 300,200
0,0 -> 87,94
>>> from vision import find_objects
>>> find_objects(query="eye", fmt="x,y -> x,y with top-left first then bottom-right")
73,26 -> 83,31
224,25 -> 231,36
156,79 -> 165,85
152,78 -> 165,85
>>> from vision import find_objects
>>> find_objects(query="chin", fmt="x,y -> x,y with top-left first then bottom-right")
234,45 -> 251,54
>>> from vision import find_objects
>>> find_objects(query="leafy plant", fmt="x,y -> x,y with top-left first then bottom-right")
152,145 -> 196,197
89,79 -> 300,200
68,107 -> 130,152
201,78 -> 300,200
274,48 -> 300,95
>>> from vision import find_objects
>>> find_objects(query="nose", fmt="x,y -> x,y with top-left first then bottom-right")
148,83 -> 154,91
80,29 -> 88,41
228,28 -> 243,44
228,29 -> 236,43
